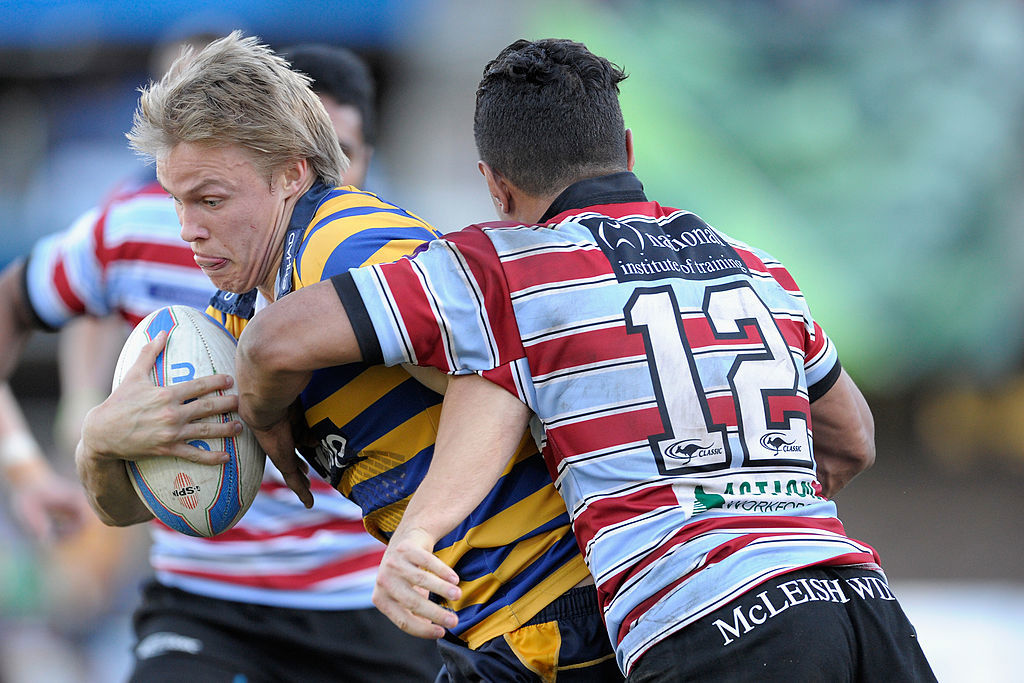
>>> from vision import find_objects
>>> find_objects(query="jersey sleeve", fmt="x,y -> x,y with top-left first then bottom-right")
23,206 -> 111,329
748,244 -> 842,401
334,226 -> 527,374
804,320 -> 841,401
729,236 -> 842,402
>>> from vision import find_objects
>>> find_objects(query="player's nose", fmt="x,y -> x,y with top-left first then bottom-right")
178,206 -> 209,242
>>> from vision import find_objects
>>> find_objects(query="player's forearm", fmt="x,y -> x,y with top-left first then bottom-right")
0,261 -> 40,382
397,373 -> 530,545
75,393 -> 155,525
0,263 -> 47,476
74,436 -> 152,526
236,281 -> 364,429
0,384 -> 49,485
234,346 -> 312,432
811,369 -> 875,498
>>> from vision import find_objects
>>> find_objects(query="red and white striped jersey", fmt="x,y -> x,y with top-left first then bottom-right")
24,179 -> 209,328
24,177 -> 383,610
339,172 -> 881,670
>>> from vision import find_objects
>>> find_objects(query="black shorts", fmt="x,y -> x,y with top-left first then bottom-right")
626,566 -> 936,682
129,580 -> 442,683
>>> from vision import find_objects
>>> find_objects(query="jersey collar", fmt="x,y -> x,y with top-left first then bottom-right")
540,171 -> 647,224
274,179 -> 334,300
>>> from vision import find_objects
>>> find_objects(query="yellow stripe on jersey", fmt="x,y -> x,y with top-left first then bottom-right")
303,365 -> 418,428
351,408 -> 441,471
434,484 -> 577,567
296,190 -> 440,284
452,526 -> 574,606
206,307 -> 248,338
363,238 -> 431,266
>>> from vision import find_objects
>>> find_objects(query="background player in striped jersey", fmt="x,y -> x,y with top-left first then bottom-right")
78,33 -> 621,681
0,39 -> 444,682
235,38 -> 937,681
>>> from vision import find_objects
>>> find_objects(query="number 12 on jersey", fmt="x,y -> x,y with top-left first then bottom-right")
624,281 -> 813,476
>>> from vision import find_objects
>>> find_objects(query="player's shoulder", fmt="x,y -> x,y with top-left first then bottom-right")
311,185 -> 436,231
468,218 -> 589,253
98,178 -> 178,241
102,177 -> 171,215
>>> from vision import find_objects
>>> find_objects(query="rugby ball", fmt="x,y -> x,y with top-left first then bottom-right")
112,305 -> 265,537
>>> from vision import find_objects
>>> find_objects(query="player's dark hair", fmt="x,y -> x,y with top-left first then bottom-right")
284,44 -> 377,146
474,38 -> 628,196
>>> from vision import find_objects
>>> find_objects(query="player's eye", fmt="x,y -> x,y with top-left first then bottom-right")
203,198 -> 222,208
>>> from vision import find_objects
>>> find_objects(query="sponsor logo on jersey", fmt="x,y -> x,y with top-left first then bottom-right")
583,213 -> 748,283
306,417 -> 358,488
692,485 -> 726,514
275,225 -> 303,298
723,478 -> 818,498
597,220 -> 644,251
759,432 -> 804,455
663,439 -> 724,464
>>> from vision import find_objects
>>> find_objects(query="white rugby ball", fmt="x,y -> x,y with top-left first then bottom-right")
112,305 -> 265,537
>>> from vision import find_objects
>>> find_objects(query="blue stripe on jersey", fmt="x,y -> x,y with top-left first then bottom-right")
299,362 -> 368,407
451,532 -> 581,627
146,283 -> 212,311
447,508 -> 574,582
322,228 -> 433,274
302,372 -> 442,454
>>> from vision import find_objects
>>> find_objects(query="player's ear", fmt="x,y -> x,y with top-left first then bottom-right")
479,161 -> 512,218
625,128 -> 635,172
278,158 -> 310,196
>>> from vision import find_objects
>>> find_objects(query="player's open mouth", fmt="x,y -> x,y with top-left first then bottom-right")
195,255 -> 228,270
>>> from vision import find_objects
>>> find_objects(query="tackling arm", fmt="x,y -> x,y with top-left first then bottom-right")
372,372 -> 531,638
810,368 -> 875,498
235,279 -> 366,507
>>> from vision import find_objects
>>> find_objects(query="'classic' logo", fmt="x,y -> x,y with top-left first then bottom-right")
759,432 -> 803,455
664,439 -> 724,464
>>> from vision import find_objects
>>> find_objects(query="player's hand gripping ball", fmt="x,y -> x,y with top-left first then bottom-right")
113,305 -> 265,537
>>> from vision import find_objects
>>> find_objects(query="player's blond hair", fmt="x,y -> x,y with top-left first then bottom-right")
127,31 -> 346,186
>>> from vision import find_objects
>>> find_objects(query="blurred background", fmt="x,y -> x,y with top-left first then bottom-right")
1,0 -> 1022,680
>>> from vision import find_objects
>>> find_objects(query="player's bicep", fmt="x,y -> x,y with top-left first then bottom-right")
810,368 -> 875,496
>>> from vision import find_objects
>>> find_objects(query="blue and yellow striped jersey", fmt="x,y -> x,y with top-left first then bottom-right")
209,181 -> 588,646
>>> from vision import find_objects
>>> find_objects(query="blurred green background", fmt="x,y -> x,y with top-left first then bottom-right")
530,0 -> 1024,393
